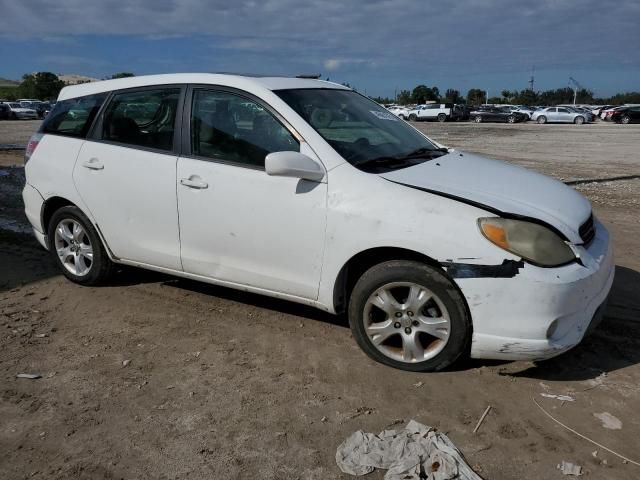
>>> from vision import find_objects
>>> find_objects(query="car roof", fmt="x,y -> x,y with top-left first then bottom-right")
57,73 -> 349,101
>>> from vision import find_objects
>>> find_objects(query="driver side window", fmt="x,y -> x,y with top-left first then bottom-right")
190,90 -> 299,168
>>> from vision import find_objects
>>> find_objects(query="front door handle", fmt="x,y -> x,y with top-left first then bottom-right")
82,158 -> 104,170
180,176 -> 208,189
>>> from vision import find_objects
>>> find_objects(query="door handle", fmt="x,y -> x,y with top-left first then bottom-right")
82,158 -> 104,170
180,177 -> 208,189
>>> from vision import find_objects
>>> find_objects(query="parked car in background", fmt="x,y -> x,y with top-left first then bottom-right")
506,106 -> 536,119
611,106 -> 640,124
387,105 -> 410,120
0,102 -> 11,120
592,105 -> 613,117
22,73 -> 613,372
469,106 -> 527,123
600,106 -> 625,121
6,102 -> 38,120
531,107 -> 588,124
408,103 -> 460,122
565,106 -> 595,122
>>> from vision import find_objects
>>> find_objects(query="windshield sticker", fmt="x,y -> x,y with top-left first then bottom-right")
370,110 -> 399,121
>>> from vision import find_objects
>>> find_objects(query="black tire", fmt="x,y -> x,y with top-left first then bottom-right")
621,115 -> 630,124
437,113 -> 447,122
507,115 -> 515,123
47,206 -> 114,286
408,113 -> 417,122
474,115 -> 482,123
348,260 -> 471,372
537,115 -> 547,124
574,116 -> 585,125
10,112 -> 17,120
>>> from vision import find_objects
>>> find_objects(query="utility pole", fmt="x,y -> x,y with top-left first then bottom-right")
528,65 -> 535,91
569,76 -> 584,105
485,90 -> 489,105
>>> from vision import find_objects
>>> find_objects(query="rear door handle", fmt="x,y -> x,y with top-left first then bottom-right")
180,176 -> 208,189
82,158 -> 104,170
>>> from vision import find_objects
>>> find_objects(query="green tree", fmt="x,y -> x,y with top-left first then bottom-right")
111,72 -> 135,79
444,88 -> 461,103
397,89 -> 412,105
411,85 -> 439,104
18,74 -> 37,98
18,72 -> 64,100
466,88 -> 485,105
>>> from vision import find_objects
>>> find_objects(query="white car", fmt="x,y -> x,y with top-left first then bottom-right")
387,106 -> 410,120
23,74 -> 613,371
407,103 -> 459,122
531,107 -> 589,124
6,102 -> 38,120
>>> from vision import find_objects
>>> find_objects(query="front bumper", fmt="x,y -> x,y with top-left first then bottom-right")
461,218 -> 614,361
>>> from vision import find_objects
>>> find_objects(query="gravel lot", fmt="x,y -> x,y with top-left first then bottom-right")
1,119 -> 639,479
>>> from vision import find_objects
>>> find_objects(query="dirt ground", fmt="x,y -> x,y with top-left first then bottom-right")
1,120 -> 639,479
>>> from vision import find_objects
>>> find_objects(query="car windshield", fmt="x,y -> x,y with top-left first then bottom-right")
9,103 -> 20,108
275,88 -> 443,172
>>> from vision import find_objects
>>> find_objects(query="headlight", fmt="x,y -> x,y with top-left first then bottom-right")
478,217 -> 575,267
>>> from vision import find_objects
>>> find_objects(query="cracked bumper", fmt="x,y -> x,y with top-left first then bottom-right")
460,218 -> 614,361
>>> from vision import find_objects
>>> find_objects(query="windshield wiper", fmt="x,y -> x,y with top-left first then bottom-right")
355,147 -> 448,168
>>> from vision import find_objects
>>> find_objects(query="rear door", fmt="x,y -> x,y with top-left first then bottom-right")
73,86 -> 184,269
176,86 -> 327,299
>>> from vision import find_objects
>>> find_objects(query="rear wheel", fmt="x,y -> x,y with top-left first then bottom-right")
48,206 -> 114,286
507,115 -> 516,123
437,113 -> 447,122
348,260 -> 470,372
574,116 -> 585,125
621,115 -> 631,124
474,115 -> 482,123
537,115 -> 547,124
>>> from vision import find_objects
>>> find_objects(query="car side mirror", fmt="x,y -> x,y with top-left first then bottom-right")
265,151 -> 325,182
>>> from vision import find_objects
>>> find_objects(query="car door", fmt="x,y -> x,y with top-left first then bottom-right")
73,86 -> 184,269
176,87 -> 327,299
556,107 -> 572,122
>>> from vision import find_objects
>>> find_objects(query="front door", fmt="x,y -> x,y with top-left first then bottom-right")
176,88 -> 327,299
73,86 -> 183,269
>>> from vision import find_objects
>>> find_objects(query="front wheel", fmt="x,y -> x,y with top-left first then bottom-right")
48,206 -> 114,286
474,115 -> 482,123
574,116 -> 585,125
348,260 -> 471,372
408,113 -> 417,122
537,115 -> 547,124
621,115 -> 630,124
437,113 -> 447,122
507,115 -> 516,123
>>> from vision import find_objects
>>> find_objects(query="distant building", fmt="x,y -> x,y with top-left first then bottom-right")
57,74 -> 100,85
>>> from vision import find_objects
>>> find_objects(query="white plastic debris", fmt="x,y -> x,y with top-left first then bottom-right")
540,393 -> 575,402
16,373 -> 42,379
557,460 -> 582,476
122,359 -> 131,367
335,420 -> 482,479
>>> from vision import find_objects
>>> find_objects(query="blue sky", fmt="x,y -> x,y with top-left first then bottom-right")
1,0 -> 639,98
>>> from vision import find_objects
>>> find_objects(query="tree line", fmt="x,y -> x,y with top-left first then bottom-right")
3,72 -> 639,107
371,85 -> 640,106
0,72 -> 135,101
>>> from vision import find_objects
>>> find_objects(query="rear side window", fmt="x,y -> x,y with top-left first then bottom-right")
101,88 -> 180,152
41,93 -> 107,138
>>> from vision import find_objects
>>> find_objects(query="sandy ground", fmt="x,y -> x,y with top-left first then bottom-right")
1,120 -> 639,479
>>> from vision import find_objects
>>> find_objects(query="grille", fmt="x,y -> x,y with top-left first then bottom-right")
579,214 -> 596,246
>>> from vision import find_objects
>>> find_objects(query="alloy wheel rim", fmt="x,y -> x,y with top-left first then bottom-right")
54,219 -> 93,276
363,282 -> 451,363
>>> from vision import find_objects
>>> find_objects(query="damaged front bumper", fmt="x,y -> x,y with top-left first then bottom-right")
459,218 -> 614,361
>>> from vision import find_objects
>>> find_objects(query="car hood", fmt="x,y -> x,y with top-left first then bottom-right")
12,108 -> 36,113
379,151 -> 591,243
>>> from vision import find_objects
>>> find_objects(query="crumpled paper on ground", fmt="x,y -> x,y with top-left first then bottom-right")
336,420 -> 483,480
